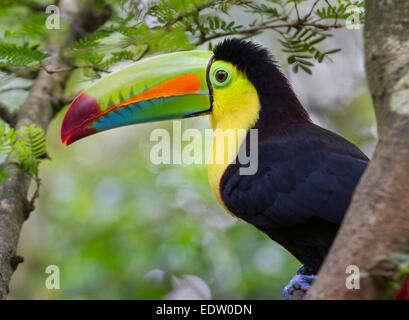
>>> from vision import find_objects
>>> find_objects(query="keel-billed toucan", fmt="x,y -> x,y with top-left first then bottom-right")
60,39 -> 408,299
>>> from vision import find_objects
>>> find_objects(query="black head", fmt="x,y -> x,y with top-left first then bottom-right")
213,38 -> 310,136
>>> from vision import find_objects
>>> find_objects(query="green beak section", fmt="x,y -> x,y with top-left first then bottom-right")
61,51 -> 214,145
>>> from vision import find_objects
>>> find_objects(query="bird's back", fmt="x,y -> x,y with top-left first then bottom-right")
219,122 -> 369,272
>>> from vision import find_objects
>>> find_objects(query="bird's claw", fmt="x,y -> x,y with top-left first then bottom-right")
283,272 -> 317,300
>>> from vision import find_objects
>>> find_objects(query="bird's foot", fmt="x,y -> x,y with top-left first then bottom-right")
283,267 -> 317,300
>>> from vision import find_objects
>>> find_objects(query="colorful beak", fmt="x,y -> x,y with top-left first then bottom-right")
61,51 -> 214,145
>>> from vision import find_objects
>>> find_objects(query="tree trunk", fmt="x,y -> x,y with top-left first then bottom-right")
306,1 -> 409,300
0,0 -> 111,299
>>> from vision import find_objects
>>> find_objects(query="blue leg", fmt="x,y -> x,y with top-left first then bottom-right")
283,266 -> 317,300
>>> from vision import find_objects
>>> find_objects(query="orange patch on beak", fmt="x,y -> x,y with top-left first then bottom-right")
115,73 -> 201,109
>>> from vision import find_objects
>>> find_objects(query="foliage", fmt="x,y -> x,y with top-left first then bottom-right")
0,123 -> 46,175
0,0 -> 365,77
71,31 -> 111,50
244,0 -> 364,73
278,28 -> 342,74
316,0 -> 364,20
0,42 -> 49,68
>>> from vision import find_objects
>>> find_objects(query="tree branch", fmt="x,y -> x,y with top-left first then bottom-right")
40,63 -> 110,74
19,0 -> 58,13
0,0 -> 112,299
195,19 -> 342,45
133,44 -> 150,62
164,0 -> 219,29
0,102 -> 17,128
0,86 -> 31,94
304,0 -> 320,20
0,67 -> 39,80
306,1 -> 409,300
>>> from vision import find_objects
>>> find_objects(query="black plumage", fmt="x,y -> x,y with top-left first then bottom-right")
215,39 -> 369,273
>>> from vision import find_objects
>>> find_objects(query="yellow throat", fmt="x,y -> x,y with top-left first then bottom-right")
207,63 -> 260,216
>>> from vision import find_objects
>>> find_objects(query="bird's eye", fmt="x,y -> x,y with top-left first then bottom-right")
215,69 -> 228,83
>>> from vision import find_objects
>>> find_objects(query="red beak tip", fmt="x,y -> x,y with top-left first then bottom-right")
60,92 -> 102,146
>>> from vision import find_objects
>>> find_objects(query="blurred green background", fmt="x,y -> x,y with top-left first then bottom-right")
0,0 -> 375,299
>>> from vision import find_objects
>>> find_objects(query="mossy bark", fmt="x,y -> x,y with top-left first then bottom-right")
306,0 -> 409,300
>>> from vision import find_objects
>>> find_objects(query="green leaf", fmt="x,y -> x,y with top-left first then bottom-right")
308,35 -> 327,46
0,42 -> 48,67
72,31 -> 111,50
299,64 -> 312,74
0,123 -> 47,174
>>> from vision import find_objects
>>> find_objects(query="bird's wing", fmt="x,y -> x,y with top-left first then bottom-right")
220,128 -> 369,228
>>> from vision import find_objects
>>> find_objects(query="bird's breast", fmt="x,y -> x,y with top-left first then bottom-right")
207,157 -> 233,217
207,126 -> 248,219
206,89 -> 260,219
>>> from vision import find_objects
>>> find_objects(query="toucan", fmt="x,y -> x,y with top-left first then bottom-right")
61,39 -> 408,299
